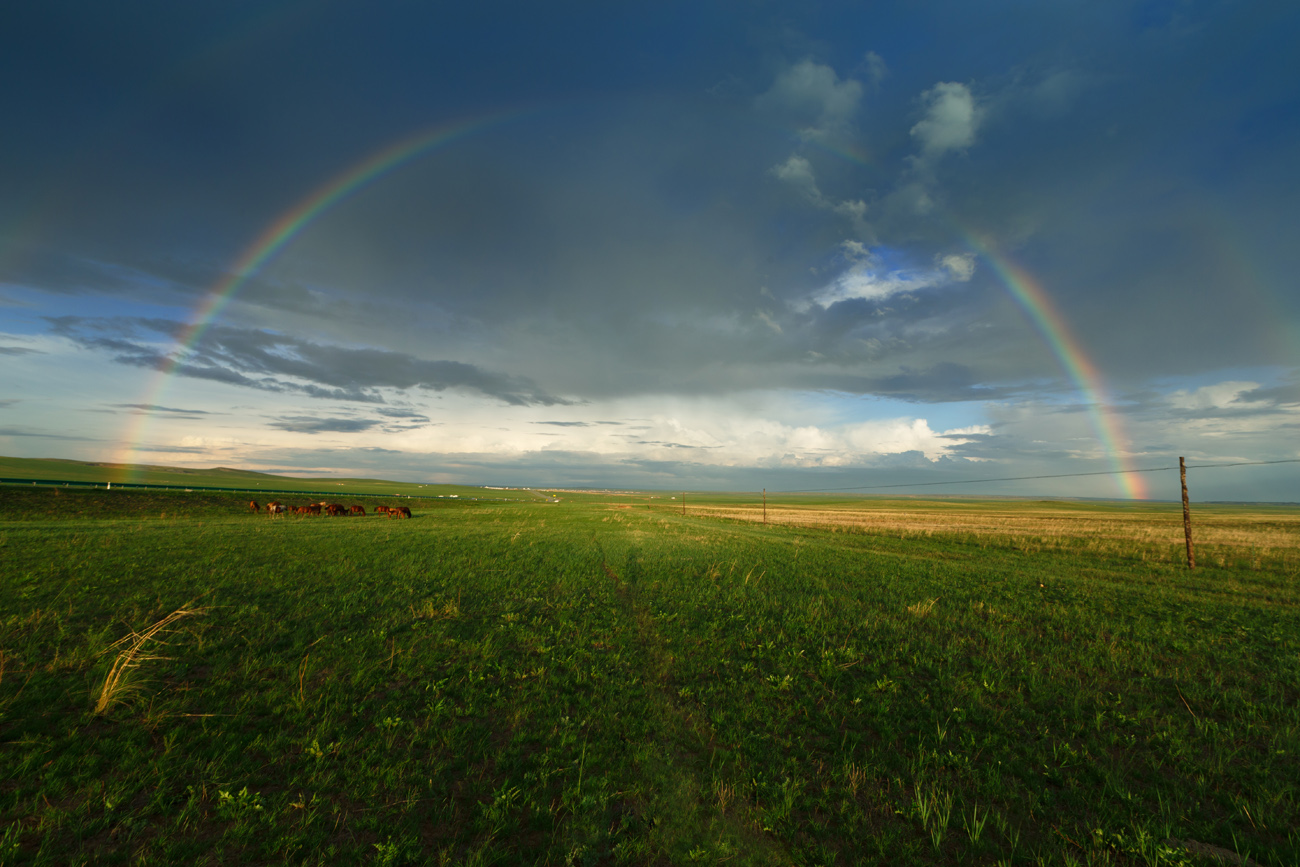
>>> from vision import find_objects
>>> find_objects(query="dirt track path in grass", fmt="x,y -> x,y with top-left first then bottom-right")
597,543 -> 790,865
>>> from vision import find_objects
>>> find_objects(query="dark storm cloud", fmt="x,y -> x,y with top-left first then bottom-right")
1237,380 -> 1300,407
632,441 -> 723,450
47,316 -> 571,406
13,1 -> 1295,405
1163,404 -> 1292,421
375,408 -> 431,421
269,416 -> 381,434
0,249 -> 200,301
1113,379 -> 1299,423
0,346 -> 41,356
2,247 -> 324,319
789,363 -> 1019,403
0,426 -> 100,442
533,421 -> 623,427
111,403 -> 214,416
130,444 -> 215,455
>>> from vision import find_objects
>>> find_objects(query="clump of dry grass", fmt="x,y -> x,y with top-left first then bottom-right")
410,597 -> 460,620
713,779 -> 735,814
844,762 -> 867,799
95,606 -> 208,714
907,598 -> 940,618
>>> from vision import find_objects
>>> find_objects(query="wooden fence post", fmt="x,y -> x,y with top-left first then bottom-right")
1180,457 -> 1195,569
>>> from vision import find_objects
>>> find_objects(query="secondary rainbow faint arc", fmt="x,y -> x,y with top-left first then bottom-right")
116,112 -> 525,480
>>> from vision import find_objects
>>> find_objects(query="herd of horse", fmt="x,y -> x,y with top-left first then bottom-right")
248,500 -> 413,519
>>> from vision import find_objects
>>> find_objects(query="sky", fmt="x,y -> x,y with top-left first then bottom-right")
2,1 -> 1298,500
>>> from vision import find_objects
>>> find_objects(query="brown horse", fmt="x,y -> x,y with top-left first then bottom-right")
350,505 -> 366,516
249,500 -> 260,513
388,506 -> 412,519
375,505 -> 390,515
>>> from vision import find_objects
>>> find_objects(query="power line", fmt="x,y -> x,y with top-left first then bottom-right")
776,458 -> 1300,494
1184,458 -> 1300,470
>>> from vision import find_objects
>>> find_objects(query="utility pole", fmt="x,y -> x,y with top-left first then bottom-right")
1180,457 -> 1195,569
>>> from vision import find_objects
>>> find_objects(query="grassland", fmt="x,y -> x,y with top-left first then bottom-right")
685,496 -> 1300,574
1,485 -> 1297,865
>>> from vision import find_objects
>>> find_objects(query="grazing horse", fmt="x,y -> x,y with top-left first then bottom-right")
307,503 -> 322,515
375,505 -> 390,515
350,505 -> 366,516
266,502 -> 286,517
249,500 -> 260,513
326,503 -> 346,516
389,506 -> 412,519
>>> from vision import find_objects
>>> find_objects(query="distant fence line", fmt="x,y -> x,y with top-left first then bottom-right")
0,478 -> 508,501
772,458 -> 1300,494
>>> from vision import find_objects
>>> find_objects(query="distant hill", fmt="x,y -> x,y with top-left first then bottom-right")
0,455 -> 537,500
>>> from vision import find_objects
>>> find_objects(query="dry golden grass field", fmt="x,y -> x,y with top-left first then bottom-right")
686,498 -> 1300,573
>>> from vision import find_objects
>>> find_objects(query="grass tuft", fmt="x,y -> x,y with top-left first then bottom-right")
906,597 -> 939,618
94,606 -> 207,714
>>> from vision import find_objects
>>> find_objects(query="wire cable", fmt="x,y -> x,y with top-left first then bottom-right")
1183,458 -> 1300,469
776,458 -> 1300,494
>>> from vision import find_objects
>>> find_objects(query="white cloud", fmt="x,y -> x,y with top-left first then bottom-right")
911,81 -> 981,159
809,243 -> 974,307
771,154 -> 869,234
1029,69 -> 1091,115
938,252 -> 976,282
886,180 -> 936,216
860,51 -> 889,87
1167,381 -> 1269,412
843,417 -> 986,461
757,59 -> 863,139
771,154 -> 823,202
652,411 -> 988,466
755,309 -> 783,334
833,198 -> 867,224
352,394 -> 992,469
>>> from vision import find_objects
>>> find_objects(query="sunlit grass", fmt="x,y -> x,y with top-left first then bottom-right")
94,606 -> 208,714
1,486 -> 1297,864
687,499 -> 1300,572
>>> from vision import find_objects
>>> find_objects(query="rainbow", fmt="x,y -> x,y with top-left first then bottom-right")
785,143 -> 1148,498
804,138 -> 880,175
115,112 -> 526,481
965,237 -> 1148,499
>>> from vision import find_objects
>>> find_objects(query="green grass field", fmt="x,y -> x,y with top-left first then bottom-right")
1,484 -> 1297,866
